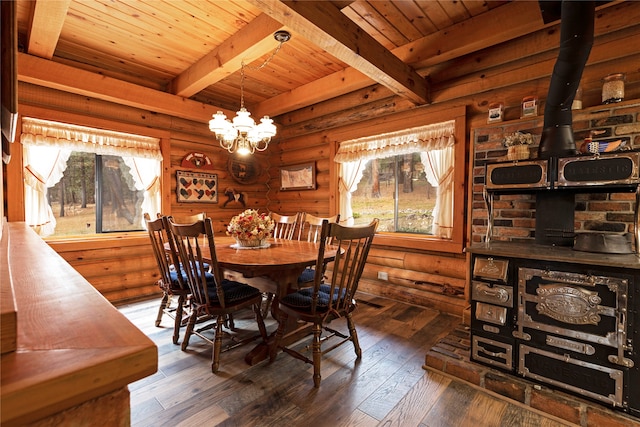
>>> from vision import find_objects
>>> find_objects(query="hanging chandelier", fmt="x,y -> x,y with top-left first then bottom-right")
209,30 -> 291,155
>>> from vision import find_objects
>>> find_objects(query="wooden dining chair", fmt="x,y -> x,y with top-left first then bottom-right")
270,212 -> 300,240
176,212 -> 207,223
297,213 -> 341,285
269,218 -> 379,387
145,213 -> 190,345
166,216 -> 268,373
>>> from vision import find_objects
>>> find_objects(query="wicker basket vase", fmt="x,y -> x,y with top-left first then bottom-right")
507,145 -> 530,160
235,238 -> 266,248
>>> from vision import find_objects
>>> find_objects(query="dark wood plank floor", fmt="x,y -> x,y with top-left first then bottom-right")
118,294 -> 576,427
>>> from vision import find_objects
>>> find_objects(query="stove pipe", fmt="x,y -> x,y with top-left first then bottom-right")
537,1 -> 595,159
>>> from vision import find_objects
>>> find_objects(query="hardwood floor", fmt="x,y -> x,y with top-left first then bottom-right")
119,294 -> 576,427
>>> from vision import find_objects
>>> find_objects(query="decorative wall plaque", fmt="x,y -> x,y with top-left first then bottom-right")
181,152 -> 213,170
227,153 -> 261,184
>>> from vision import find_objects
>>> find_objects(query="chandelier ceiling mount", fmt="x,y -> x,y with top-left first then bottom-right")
209,31 -> 291,155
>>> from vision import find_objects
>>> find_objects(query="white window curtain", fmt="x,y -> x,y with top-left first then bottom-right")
335,120 -> 455,237
23,145 -> 72,236
122,157 -> 161,229
334,121 -> 455,163
338,160 -> 367,225
421,146 -> 454,239
20,117 -> 162,236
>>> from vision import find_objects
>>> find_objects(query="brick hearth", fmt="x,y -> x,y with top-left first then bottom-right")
424,325 -> 640,427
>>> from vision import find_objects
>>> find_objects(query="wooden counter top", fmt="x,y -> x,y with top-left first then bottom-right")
0,222 -> 157,426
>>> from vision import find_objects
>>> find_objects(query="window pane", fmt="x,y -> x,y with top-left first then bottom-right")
49,153 -> 145,235
350,154 -> 435,234
49,152 -> 96,236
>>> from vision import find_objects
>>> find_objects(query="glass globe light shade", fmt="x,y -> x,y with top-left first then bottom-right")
209,111 -> 230,134
222,127 -> 237,144
257,116 -> 276,139
232,108 -> 255,133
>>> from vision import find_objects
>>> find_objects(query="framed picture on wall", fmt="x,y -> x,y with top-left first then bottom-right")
176,170 -> 218,203
280,162 -> 316,191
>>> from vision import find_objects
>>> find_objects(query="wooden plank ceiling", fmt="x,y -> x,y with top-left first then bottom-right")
15,0 -> 563,122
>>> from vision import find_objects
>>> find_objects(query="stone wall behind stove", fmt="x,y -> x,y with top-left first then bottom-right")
471,99 -> 640,245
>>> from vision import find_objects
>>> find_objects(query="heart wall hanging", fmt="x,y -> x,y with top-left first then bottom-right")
176,170 -> 218,203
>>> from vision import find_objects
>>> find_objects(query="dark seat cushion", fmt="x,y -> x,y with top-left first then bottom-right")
280,284 -> 346,312
166,262 -> 212,289
297,267 -> 316,283
206,280 -> 262,305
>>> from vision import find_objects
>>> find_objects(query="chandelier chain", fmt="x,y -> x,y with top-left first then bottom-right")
239,40 -> 285,109
209,31 -> 290,155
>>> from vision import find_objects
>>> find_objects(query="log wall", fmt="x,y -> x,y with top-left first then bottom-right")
4,2 -> 640,313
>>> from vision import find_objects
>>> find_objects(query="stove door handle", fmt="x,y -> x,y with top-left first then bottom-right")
477,345 -> 505,359
478,286 -> 509,303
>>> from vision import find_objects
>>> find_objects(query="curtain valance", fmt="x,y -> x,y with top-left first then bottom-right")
334,120 -> 455,163
20,117 -> 162,160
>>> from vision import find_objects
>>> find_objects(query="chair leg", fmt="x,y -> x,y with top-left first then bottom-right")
312,323 -> 322,388
269,310 -> 289,362
155,291 -> 169,327
181,311 -> 198,351
346,312 -> 362,359
172,294 -> 185,345
211,315 -> 224,373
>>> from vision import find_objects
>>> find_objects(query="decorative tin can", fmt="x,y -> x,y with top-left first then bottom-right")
521,96 -> 538,118
488,103 -> 504,123
602,73 -> 625,104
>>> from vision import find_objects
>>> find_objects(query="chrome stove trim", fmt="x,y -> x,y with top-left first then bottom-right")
472,336 -> 513,370
517,268 -> 628,349
472,280 -> 513,307
536,283 -> 602,325
519,344 -> 624,407
557,151 -> 639,187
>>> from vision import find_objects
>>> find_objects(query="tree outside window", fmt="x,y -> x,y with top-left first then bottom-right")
48,153 -> 145,235
350,153 -> 436,234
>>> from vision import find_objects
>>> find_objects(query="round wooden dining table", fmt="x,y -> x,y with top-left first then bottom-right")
213,236 -> 337,295
203,236 -> 339,365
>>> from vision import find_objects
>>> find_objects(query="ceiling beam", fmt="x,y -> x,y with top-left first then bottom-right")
18,53 -> 230,123
170,14 -> 284,98
26,0 -> 70,59
248,0 -> 428,105
396,1 -> 546,71
255,1 -> 545,118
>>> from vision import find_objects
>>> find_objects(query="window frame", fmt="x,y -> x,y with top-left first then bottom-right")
329,105 -> 467,254
6,106 -> 171,241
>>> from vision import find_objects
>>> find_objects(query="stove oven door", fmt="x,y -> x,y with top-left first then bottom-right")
515,267 -> 632,407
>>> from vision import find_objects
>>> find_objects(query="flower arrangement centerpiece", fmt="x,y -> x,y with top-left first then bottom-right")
503,131 -> 534,160
226,209 -> 275,247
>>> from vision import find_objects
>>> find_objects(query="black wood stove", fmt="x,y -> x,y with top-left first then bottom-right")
470,151 -> 640,417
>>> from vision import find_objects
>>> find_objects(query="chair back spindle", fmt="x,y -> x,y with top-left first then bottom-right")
270,212 -> 299,240
298,213 -> 340,243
